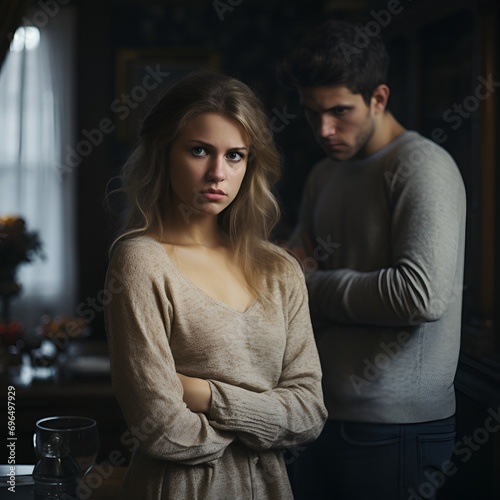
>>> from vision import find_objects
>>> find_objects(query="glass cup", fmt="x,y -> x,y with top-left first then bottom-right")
34,416 -> 99,476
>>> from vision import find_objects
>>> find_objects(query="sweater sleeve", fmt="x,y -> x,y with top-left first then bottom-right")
206,257 -> 327,450
304,144 -> 466,327
105,241 -> 234,465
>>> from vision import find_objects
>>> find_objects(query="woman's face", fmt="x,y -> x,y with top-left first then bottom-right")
168,112 -> 249,219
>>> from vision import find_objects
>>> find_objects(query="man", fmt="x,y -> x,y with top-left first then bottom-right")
277,20 -> 466,500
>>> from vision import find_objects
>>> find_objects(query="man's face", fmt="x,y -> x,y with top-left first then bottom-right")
300,85 -> 376,161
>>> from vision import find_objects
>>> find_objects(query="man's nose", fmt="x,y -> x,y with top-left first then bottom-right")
318,114 -> 337,137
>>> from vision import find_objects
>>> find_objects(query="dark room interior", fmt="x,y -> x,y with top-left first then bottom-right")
0,0 -> 499,498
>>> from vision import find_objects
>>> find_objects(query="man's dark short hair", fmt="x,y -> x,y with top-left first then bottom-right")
277,19 -> 389,105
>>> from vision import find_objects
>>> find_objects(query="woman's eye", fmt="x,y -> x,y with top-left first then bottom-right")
191,147 -> 207,157
227,151 -> 243,162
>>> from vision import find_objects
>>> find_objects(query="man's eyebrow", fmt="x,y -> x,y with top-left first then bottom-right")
302,104 -> 354,113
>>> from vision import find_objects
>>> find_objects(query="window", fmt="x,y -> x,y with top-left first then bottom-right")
0,10 -> 76,331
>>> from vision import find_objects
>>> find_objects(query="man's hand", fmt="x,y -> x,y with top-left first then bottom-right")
177,373 -> 212,414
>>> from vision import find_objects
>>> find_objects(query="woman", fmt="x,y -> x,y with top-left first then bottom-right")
105,71 -> 326,499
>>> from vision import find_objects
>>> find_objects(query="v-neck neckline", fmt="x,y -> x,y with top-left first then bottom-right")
143,236 -> 259,315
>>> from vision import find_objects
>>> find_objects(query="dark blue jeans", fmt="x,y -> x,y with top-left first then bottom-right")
289,416 -> 456,500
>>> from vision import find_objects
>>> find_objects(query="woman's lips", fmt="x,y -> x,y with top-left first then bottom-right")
200,189 -> 226,201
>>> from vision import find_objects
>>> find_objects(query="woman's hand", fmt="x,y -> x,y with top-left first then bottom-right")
177,373 -> 212,414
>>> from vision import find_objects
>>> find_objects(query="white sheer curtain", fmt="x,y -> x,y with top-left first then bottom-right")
0,7 -> 76,331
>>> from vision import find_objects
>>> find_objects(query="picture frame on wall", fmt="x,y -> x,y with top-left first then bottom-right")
114,48 -> 219,143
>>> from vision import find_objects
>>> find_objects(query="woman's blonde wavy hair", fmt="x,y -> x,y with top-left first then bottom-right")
110,71 -> 290,310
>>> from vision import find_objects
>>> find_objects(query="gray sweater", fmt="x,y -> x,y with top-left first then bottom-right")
105,236 -> 327,499
292,131 -> 466,423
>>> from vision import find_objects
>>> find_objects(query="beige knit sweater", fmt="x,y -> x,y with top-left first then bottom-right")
105,236 -> 326,499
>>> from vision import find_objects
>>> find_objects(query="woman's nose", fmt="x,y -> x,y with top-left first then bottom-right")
206,156 -> 226,182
